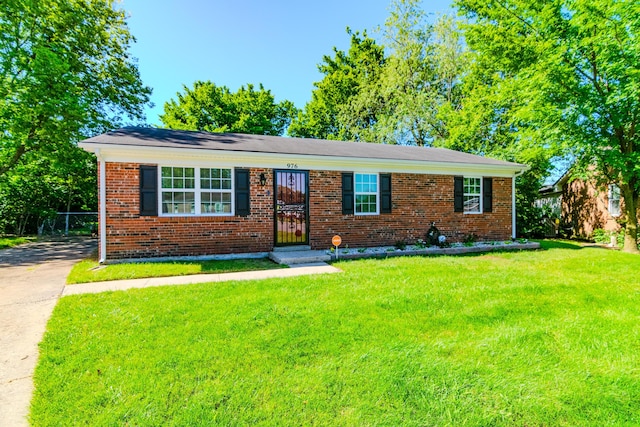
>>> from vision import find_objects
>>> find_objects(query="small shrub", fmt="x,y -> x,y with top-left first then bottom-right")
414,239 -> 427,249
592,228 -> 609,244
462,233 -> 478,246
592,228 -> 623,247
394,240 -> 407,250
357,248 -> 367,253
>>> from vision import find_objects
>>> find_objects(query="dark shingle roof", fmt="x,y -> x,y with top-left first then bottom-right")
81,127 -> 523,168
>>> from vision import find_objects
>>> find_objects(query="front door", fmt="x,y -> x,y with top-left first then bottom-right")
275,170 -> 309,246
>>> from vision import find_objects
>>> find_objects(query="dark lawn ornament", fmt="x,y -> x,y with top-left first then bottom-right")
426,222 -> 441,246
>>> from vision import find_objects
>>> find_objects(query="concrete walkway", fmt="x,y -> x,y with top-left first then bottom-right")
63,262 -> 341,296
0,237 -> 97,427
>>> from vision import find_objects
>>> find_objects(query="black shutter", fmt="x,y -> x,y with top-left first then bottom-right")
454,176 -> 463,212
235,169 -> 250,216
483,177 -> 493,213
139,165 -> 158,216
380,173 -> 392,214
342,172 -> 354,215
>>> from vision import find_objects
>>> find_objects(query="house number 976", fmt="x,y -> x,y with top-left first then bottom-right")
287,163 -> 299,169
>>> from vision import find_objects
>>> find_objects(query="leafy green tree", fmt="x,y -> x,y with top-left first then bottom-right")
291,2 -> 468,146
371,2 -> 461,146
0,164 -> 57,235
288,29 -> 386,141
160,81 -> 297,136
0,0 -> 151,176
0,147 -> 96,235
335,1 -> 470,146
455,0 -> 640,252
0,0 -> 150,234
441,61 -> 560,237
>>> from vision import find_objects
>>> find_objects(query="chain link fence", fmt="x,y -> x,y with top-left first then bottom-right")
38,212 -> 98,237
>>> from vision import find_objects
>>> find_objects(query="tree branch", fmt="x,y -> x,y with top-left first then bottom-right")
492,0 -> 606,100
0,117 -> 42,177
0,144 -> 28,177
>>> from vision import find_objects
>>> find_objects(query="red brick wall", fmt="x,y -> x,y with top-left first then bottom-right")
101,163 -> 513,259
561,178 -> 620,238
308,171 -> 512,249
102,163 -> 273,259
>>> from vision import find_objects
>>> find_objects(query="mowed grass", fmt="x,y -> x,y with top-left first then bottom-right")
32,241 -> 640,426
67,258 -> 286,284
0,235 -> 36,249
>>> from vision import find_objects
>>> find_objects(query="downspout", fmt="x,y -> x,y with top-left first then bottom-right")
512,169 -> 525,239
96,149 -> 107,264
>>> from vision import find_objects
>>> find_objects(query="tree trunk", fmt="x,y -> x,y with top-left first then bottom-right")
65,191 -> 73,236
621,185 -> 639,253
16,213 -> 29,237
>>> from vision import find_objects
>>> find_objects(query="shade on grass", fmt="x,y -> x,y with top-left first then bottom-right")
32,242 -> 640,426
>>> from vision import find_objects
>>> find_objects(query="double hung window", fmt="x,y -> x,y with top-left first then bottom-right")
355,173 -> 378,215
161,167 -> 195,214
201,168 -> 232,214
463,177 -> 482,214
160,166 -> 233,215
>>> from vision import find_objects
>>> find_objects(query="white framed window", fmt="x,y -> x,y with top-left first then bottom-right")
355,173 -> 379,215
463,177 -> 482,214
200,168 -> 232,214
160,166 -> 233,216
608,184 -> 621,217
161,167 -> 196,214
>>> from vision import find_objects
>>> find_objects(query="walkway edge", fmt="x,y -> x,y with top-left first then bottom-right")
62,262 -> 342,296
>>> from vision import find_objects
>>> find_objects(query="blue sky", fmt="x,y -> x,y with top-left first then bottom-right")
121,0 -> 454,125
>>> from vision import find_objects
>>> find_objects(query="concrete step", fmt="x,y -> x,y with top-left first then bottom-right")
269,250 -> 331,265
271,245 -> 311,252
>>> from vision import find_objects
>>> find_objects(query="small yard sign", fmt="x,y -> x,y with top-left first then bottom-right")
332,235 -> 342,260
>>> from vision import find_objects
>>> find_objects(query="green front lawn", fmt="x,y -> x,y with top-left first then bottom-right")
67,258 -> 286,284
32,241 -> 640,426
0,235 -> 36,249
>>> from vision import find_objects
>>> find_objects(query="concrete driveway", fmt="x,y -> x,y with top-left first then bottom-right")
0,237 -> 96,426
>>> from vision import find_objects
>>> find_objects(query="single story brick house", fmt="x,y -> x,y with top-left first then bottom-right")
79,127 -> 527,262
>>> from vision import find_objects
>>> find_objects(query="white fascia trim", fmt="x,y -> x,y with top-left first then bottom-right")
79,143 -> 527,178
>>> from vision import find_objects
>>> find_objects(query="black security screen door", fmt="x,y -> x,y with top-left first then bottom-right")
275,170 -> 309,246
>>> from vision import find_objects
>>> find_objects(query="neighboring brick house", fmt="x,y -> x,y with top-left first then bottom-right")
80,127 -> 527,261
537,172 -> 622,239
